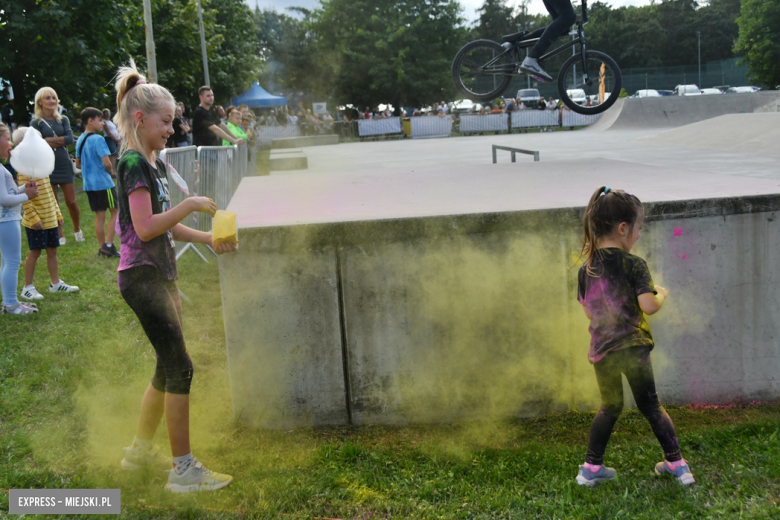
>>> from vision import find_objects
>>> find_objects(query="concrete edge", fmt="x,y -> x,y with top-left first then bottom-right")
238,193 -> 780,250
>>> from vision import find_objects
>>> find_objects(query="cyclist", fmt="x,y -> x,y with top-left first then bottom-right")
518,0 -> 576,82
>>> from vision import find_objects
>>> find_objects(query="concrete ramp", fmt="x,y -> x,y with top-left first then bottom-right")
638,113 -> 780,156
589,91 -> 780,131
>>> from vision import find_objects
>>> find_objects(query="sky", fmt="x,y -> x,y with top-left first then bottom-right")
245,0 -> 654,22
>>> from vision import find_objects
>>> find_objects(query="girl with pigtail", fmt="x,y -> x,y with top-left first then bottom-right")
574,186 -> 695,487
113,60 -> 236,493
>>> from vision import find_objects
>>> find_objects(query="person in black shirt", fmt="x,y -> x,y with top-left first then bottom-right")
166,105 -> 189,148
574,186 -> 694,487
192,86 -> 244,147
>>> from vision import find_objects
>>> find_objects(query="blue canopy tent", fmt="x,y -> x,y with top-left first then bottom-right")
232,82 -> 287,108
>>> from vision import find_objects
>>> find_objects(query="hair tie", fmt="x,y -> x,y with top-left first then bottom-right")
604,186 -> 611,194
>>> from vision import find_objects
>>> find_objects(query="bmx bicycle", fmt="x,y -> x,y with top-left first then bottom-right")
451,0 -> 621,115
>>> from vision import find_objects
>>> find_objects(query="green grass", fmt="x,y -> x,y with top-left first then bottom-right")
1,183 -> 780,519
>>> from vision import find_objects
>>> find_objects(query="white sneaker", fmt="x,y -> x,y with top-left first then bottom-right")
519,56 -> 553,82
49,280 -> 79,293
74,230 -> 85,242
59,237 -> 67,246
121,444 -> 171,472
164,459 -> 233,493
21,286 -> 45,300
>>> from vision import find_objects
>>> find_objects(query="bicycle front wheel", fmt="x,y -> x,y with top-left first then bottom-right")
452,40 -> 513,102
557,50 -> 622,115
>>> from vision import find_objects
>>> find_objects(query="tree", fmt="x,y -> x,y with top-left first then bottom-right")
0,0 -> 263,124
0,0 -> 139,125
472,0 -> 516,40
312,0 -> 469,109
132,0 -> 262,109
734,0 -> 780,88
254,9 -> 321,96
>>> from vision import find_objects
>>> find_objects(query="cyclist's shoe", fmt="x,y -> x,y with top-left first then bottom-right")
654,460 -> 695,485
519,57 -> 553,82
164,459 -> 233,493
575,464 -> 617,487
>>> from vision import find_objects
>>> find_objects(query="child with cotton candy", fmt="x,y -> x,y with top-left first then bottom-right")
11,126 -> 79,300
0,124 -> 39,314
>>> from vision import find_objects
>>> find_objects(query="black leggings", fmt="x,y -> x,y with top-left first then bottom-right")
526,0 -> 577,60
118,265 -> 194,395
586,346 -> 681,465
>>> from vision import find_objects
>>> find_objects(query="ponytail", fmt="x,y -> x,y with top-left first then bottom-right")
577,186 -> 643,276
113,59 -> 176,155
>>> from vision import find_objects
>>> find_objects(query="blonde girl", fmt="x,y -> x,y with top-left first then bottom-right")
113,60 -> 236,493
575,186 -> 694,487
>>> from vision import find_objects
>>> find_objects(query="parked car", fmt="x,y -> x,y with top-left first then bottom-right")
451,99 -> 482,114
713,85 -> 730,93
633,89 -> 661,98
726,86 -> 760,94
674,84 -> 701,96
516,88 -> 541,108
586,93 -> 611,105
657,90 -> 675,96
566,89 -> 587,105
700,88 -> 722,95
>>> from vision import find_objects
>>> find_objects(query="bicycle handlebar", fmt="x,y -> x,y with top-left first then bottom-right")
582,0 -> 589,23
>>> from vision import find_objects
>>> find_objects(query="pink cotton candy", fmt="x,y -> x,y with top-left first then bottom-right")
674,229 -> 683,236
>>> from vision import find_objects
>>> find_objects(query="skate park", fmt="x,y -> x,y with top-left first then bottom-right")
219,92 -> 780,429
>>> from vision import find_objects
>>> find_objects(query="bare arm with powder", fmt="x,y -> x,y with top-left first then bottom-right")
128,188 -> 237,254
209,124 -> 244,145
128,188 -> 215,242
638,285 -> 668,315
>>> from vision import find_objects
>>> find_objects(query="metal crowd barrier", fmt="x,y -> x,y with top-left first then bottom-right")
405,115 -> 453,138
332,120 -> 359,141
459,113 -> 509,133
357,117 -> 403,137
158,146 -> 208,262
561,110 -> 602,127
511,109 -> 560,129
256,125 -> 301,148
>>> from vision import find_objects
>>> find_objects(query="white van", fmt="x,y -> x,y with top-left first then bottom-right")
674,84 -> 701,96
633,89 -> 660,98
516,88 -> 541,108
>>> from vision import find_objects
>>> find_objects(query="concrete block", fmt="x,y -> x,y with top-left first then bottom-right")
221,159 -> 780,427
272,135 -> 339,149
270,151 -> 307,171
218,237 -> 348,429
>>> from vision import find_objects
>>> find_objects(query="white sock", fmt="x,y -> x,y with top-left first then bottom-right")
24,284 -> 35,291
132,437 -> 153,452
172,453 -> 194,474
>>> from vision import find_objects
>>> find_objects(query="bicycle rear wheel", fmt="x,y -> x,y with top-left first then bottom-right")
452,40 -> 513,102
557,50 -> 621,115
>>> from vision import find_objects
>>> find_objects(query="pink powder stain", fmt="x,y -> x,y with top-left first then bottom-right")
673,228 -> 683,236
682,254 -> 687,259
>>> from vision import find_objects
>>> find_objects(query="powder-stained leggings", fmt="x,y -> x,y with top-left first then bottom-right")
586,346 -> 682,465
525,0 -> 577,60
118,265 -> 194,394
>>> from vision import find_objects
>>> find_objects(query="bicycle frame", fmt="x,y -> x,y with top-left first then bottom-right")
474,0 -> 592,83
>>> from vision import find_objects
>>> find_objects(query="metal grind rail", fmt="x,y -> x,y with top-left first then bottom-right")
492,145 -> 540,163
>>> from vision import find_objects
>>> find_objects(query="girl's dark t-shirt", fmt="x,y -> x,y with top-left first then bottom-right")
577,248 -> 657,363
116,151 -> 177,280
